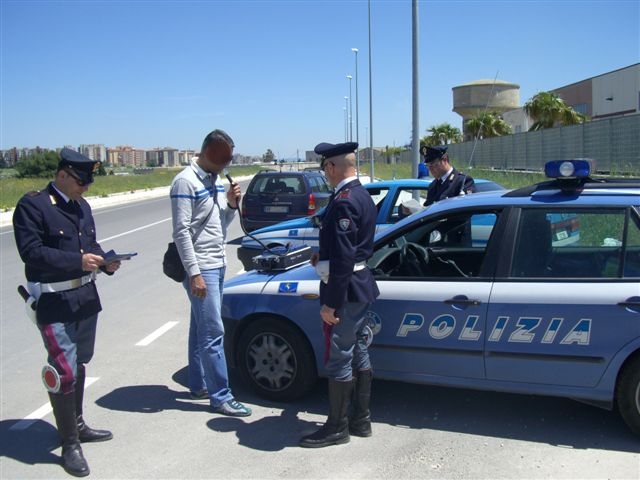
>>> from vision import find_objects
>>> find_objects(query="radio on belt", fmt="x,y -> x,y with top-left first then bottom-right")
252,245 -> 312,271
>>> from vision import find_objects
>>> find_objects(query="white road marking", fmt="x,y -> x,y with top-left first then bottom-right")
99,217 -> 171,243
135,321 -> 179,346
10,377 -> 99,431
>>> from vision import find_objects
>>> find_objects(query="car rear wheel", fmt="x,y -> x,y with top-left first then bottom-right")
616,354 -> 640,436
237,317 -> 317,402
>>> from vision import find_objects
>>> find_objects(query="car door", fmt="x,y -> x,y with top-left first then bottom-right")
485,206 -> 640,387
369,184 -> 432,236
366,208 -> 502,381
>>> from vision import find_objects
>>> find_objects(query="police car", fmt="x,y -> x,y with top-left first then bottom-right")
237,178 -> 506,270
222,159 -> 640,436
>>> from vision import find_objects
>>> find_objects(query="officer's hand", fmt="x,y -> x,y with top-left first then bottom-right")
310,252 -> 319,267
191,274 -> 207,299
321,305 -> 339,325
82,253 -> 103,272
104,260 -> 121,273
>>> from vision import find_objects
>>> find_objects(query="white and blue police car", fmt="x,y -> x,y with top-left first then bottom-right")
222,159 -> 640,436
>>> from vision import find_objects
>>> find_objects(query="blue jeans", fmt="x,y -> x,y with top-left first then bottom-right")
183,267 -> 233,407
325,302 -> 372,381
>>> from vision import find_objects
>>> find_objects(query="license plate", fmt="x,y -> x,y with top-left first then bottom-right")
264,205 -> 289,213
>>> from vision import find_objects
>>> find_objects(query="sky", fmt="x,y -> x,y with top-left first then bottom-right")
1,0 -> 638,158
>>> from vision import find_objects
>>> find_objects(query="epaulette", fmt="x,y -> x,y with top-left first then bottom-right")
26,190 -> 41,197
337,189 -> 350,199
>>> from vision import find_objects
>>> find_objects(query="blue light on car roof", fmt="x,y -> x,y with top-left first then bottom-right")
545,159 -> 592,179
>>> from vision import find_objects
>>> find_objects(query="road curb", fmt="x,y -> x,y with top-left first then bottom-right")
1,175 -> 254,228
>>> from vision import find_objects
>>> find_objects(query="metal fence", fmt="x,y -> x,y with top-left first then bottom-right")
395,114 -> 640,174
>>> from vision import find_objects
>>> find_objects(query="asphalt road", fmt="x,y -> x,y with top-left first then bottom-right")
1,185 -> 639,479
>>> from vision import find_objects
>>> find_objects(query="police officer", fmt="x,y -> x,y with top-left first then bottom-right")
13,148 -> 121,477
423,145 -> 475,206
299,142 -> 380,448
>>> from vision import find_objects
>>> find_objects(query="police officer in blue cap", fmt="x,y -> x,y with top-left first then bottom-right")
299,142 -> 380,448
13,148 -> 121,477
423,145 -> 475,206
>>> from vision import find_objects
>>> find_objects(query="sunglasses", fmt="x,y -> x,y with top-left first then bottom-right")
321,160 -> 334,171
65,168 -> 91,187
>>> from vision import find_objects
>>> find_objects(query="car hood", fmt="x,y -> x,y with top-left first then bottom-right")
240,213 -> 321,248
224,262 -> 320,292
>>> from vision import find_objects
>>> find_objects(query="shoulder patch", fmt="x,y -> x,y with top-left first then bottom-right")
338,218 -> 351,231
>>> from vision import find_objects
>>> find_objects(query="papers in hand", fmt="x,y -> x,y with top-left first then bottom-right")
400,199 -> 425,215
103,250 -> 137,262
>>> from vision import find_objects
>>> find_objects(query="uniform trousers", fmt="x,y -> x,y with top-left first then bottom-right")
324,301 -> 372,381
39,316 -> 98,394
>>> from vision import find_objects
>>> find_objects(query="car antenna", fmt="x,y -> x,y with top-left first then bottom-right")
467,69 -> 500,169
225,168 -> 294,258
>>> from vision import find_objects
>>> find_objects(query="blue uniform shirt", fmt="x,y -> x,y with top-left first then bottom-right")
424,168 -> 476,206
13,182 -> 105,323
318,179 -> 380,309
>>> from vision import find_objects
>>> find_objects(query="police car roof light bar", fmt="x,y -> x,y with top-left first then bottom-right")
545,159 -> 593,179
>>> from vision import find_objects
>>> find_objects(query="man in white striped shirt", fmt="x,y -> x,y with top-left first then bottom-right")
170,129 -> 251,417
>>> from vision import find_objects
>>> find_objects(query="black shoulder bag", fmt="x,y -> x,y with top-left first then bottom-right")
163,197 -> 216,283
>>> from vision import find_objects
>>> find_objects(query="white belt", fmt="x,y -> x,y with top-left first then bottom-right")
38,273 -> 95,293
316,261 -> 367,284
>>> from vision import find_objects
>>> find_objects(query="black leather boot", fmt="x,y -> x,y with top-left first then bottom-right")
75,364 -> 113,443
299,379 -> 352,448
349,369 -> 372,437
49,392 -> 90,477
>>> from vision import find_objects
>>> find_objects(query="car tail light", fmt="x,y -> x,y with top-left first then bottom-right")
308,192 -> 316,215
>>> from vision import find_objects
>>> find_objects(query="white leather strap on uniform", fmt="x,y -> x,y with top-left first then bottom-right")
39,273 -> 95,293
315,260 -> 330,284
316,260 -> 366,284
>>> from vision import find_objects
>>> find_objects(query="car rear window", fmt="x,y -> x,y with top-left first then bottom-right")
310,175 -> 331,193
249,176 -> 305,194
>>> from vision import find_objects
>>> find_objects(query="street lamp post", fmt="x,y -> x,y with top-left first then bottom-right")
351,47 -> 359,173
344,97 -> 349,142
347,75 -> 353,142
343,107 -> 347,142
368,0 -> 374,180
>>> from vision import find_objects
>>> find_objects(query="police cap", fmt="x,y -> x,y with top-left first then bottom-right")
314,142 -> 358,167
423,145 -> 448,163
59,148 -> 100,185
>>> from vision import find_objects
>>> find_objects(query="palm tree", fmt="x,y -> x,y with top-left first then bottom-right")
465,112 -> 512,139
524,91 -> 586,131
424,123 -> 462,146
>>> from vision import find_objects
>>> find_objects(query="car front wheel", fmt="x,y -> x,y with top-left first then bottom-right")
616,354 -> 640,436
236,317 -> 317,402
